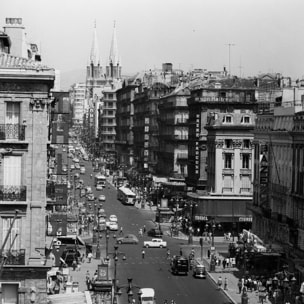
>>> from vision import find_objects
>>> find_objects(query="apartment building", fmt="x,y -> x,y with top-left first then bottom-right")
70,83 -> 86,125
0,18 -> 55,304
157,85 -> 190,179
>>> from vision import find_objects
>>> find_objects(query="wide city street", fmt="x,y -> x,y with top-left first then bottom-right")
66,148 -> 231,304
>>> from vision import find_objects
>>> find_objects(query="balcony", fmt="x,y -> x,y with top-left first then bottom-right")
0,124 -> 25,141
0,185 -> 27,201
0,249 -> 25,265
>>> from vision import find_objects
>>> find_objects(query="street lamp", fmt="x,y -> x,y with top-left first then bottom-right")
205,218 -> 221,271
106,245 -> 126,292
115,278 -> 142,304
186,200 -> 198,245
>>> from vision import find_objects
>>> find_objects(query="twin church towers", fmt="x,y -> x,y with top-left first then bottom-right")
86,21 -> 122,83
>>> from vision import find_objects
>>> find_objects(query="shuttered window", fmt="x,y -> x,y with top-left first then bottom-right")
2,217 -> 21,250
3,156 -> 22,186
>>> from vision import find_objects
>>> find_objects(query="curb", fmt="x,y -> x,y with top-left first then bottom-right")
206,270 -> 237,304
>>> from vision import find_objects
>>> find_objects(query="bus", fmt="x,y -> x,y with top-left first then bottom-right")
95,174 -> 106,188
117,186 -> 136,205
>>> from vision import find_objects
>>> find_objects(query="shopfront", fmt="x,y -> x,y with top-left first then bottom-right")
186,194 -> 253,237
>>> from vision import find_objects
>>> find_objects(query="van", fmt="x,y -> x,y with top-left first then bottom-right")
80,166 -> 85,174
171,255 -> 189,275
138,288 -> 156,304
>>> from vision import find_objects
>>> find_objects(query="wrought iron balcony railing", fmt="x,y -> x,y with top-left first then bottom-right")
0,249 -> 25,265
0,124 -> 26,140
0,185 -> 27,201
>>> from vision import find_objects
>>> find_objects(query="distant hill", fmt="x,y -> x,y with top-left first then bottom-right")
60,69 -> 86,90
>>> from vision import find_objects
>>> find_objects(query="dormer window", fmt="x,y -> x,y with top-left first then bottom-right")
241,116 -> 250,123
223,115 -> 232,123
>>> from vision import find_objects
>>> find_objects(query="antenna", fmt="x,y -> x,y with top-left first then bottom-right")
225,43 -> 235,77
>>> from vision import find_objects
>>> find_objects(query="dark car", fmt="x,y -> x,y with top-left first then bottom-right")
147,228 -> 163,238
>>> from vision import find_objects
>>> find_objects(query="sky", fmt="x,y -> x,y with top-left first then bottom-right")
1,0 -> 304,79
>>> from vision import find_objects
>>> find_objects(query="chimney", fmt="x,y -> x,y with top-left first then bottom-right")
3,18 -> 28,58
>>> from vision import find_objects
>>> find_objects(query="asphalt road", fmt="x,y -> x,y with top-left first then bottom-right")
63,145 -> 232,304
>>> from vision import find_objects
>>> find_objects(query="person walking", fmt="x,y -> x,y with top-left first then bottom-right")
217,276 -> 223,290
72,258 -> 77,271
179,248 -> 183,256
166,248 -> 171,260
224,277 -> 228,290
238,278 -> 242,294
87,252 -> 93,263
143,225 -> 146,234
119,226 -> 123,236
142,249 -> 145,259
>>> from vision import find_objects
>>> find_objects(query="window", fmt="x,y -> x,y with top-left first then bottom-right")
225,139 -> 233,148
3,156 -> 22,186
108,102 -> 113,108
243,139 -> 250,149
108,94 -> 114,99
6,102 -> 20,124
2,217 -> 21,250
242,154 -> 250,169
241,116 -> 250,123
223,175 -> 233,192
1,283 -> 19,304
223,115 -> 232,123
224,154 -> 232,169
241,176 -> 251,191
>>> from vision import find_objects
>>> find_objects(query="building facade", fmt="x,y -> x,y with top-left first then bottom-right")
70,83 -> 86,125
157,85 -> 190,179
0,17 -> 55,304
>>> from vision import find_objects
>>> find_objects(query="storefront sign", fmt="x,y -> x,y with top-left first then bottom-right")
194,215 -> 208,221
239,217 -> 252,222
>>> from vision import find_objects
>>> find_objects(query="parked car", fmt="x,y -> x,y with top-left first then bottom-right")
96,184 -> 103,191
143,238 -> 167,248
107,221 -> 118,231
109,215 -> 118,222
70,164 -> 75,170
116,234 -> 138,244
147,228 -> 163,238
75,163 -> 80,169
98,195 -> 106,202
87,194 -> 95,201
73,158 -> 80,163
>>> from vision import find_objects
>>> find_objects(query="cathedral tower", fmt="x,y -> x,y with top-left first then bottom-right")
106,21 -> 122,79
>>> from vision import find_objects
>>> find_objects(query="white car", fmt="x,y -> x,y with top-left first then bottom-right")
143,238 -> 167,248
73,158 -> 80,163
109,215 -> 118,222
96,184 -> 103,191
106,221 -> 118,231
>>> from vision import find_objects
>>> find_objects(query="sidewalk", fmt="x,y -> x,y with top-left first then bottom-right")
163,225 -> 271,304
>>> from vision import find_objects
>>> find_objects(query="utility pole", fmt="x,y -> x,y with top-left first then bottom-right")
226,43 -> 235,77
238,57 -> 243,78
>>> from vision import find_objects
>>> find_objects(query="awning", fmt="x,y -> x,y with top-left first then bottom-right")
47,291 -> 92,304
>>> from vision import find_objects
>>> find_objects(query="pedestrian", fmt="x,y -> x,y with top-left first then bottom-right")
166,248 -> 171,260
238,278 -> 242,294
179,248 -> 183,256
88,252 -> 93,263
223,259 -> 226,269
90,173 -> 93,179
191,248 -> 195,258
217,276 -> 222,290
72,258 -> 77,271
77,261 -> 81,271
139,228 -> 143,237
81,253 -> 85,263
143,225 -> 146,234
142,249 -> 145,259
224,277 -> 228,290
120,226 -> 123,235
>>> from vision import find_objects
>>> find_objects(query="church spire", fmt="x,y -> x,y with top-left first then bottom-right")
90,20 -> 100,65
109,20 -> 119,66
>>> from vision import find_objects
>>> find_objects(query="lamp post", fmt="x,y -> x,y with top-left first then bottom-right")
170,196 -> 184,237
106,245 -> 126,293
205,218 -> 221,271
115,278 -> 142,304
186,200 -> 198,245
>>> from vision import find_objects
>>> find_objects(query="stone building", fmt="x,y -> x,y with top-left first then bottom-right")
157,85 -> 190,179
0,18 -> 55,304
